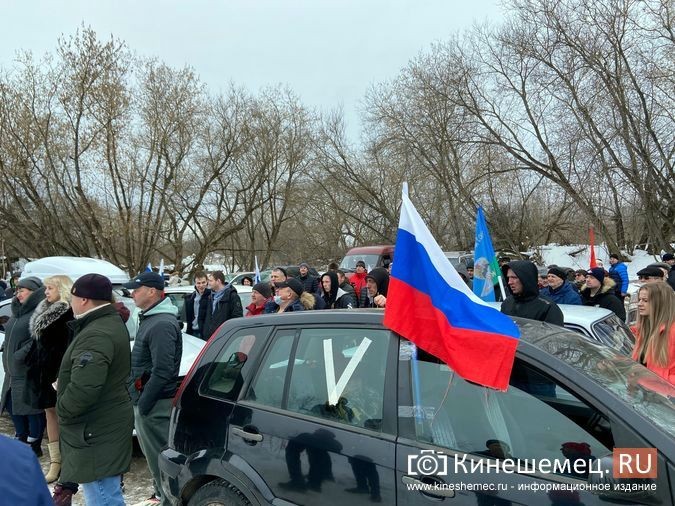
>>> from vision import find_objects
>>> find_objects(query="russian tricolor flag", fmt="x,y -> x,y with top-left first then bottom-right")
384,189 -> 520,391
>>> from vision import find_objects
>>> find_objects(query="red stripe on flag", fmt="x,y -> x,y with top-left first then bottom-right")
384,277 -> 518,391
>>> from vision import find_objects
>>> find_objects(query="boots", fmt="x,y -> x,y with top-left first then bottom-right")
45,441 -> 61,483
28,438 -> 43,457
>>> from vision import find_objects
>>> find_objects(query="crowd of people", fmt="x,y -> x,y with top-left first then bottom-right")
0,250 -> 674,505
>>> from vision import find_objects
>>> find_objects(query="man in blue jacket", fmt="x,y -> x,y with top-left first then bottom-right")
0,435 -> 52,505
540,267 -> 582,305
608,253 -> 629,301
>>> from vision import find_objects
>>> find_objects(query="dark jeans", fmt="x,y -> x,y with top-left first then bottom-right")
6,392 -> 45,440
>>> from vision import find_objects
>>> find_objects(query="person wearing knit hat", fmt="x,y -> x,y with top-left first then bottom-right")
246,282 -> 273,317
608,253 -> 629,301
297,262 -> 319,294
580,267 -> 626,320
540,267 -> 582,305
55,272 -> 133,504
1,275 -> 46,458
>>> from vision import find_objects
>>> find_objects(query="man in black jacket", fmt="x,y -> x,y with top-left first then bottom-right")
662,253 -> 675,291
501,261 -> 564,326
184,271 -> 210,339
580,268 -> 626,321
202,271 -> 243,340
124,271 -> 182,505
298,262 -> 319,294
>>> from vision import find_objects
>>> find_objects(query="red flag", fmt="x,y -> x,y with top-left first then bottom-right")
589,226 -> 597,268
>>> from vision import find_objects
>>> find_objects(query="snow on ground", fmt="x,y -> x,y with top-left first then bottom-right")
534,244 -> 665,281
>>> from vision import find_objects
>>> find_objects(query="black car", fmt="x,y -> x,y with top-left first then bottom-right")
159,310 -> 675,505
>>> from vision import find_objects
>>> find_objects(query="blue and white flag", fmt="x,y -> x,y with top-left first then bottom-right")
145,262 -> 152,272
472,206 -> 501,302
254,256 -> 261,284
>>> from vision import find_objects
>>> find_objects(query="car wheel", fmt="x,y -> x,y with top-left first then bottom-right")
188,479 -> 251,506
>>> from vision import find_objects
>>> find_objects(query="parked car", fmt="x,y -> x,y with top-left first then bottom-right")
488,302 -> 634,356
258,266 -> 320,284
443,251 -> 473,268
159,310 -> 675,506
339,245 -> 394,273
224,272 -> 256,286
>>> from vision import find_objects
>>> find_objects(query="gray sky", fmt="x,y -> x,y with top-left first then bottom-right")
1,0 -> 502,140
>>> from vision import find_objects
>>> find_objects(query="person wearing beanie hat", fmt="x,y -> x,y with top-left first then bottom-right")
540,267 -> 582,305
608,253 -> 629,301
246,282 -> 273,317
297,262 -> 319,294
580,268 -> 626,320
266,277 -> 315,313
55,272 -> 133,503
1,275 -> 46,458
351,260 -> 369,305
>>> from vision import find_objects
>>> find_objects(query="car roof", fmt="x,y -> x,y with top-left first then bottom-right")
21,256 -> 130,284
344,246 -> 394,254
486,301 -> 612,327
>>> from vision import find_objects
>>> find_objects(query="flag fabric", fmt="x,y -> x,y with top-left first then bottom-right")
472,206 -> 501,302
254,256 -> 261,284
158,258 -> 165,277
589,227 -> 597,268
384,190 -> 521,391
145,262 -> 152,272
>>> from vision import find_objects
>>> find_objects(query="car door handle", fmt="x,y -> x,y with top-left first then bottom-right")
401,475 -> 455,498
231,427 -> 263,442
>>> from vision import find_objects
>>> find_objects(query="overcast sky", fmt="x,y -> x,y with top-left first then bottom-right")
1,0 -> 502,140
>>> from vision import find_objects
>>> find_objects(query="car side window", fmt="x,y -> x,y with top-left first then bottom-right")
200,328 -> 263,400
246,327 -> 389,432
409,346 -> 614,479
287,328 -> 389,431
244,330 -> 296,408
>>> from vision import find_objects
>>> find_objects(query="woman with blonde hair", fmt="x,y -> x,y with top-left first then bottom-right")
632,282 -> 675,384
24,274 -> 74,483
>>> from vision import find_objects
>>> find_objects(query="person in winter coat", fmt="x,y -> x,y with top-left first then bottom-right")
298,262 -> 319,294
501,261 -> 564,326
184,271 -> 211,339
539,267 -> 582,305
0,435 -> 53,505
265,278 -> 315,313
350,260 -> 368,304
359,268 -> 389,308
57,274 -> 133,505
663,253 -> 675,291
202,270 -> 243,340
246,282 -> 272,317
124,271 -> 182,505
456,263 -> 473,290
0,276 -> 46,457
631,282 -> 675,384
319,271 -> 356,309
24,275 -> 74,483
608,253 -> 629,301
337,270 -> 356,296
580,267 -> 626,321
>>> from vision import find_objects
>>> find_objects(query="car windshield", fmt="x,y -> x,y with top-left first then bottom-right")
591,315 -> 635,356
525,323 -> 675,439
339,254 -> 380,272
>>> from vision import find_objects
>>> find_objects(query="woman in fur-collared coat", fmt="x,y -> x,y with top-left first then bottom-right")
24,275 -> 74,483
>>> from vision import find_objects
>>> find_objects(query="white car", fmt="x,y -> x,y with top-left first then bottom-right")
163,284 -> 253,330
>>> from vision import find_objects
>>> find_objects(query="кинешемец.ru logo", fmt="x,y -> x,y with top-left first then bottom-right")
613,448 -> 657,478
